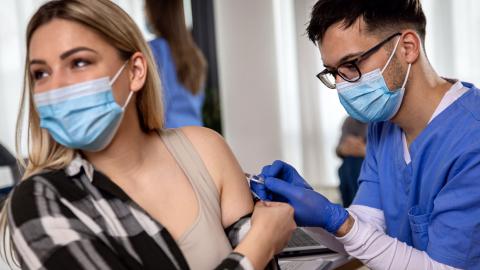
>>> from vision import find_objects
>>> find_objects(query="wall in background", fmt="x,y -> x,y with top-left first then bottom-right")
214,0 -> 291,177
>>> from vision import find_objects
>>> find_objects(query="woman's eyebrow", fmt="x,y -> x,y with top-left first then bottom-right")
29,47 -> 98,66
29,59 -> 46,66
59,47 -> 98,60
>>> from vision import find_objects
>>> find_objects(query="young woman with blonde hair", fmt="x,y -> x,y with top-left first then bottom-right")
0,1 -> 295,269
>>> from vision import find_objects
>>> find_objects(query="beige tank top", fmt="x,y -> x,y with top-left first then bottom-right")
161,129 -> 232,270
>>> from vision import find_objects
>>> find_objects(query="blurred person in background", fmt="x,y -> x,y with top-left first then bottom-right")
145,0 -> 207,128
335,116 -> 367,207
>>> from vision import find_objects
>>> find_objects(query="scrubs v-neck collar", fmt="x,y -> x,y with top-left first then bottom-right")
401,80 -> 467,164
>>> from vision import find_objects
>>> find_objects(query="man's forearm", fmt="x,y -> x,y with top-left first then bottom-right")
335,214 -> 354,237
302,205 -> 384,255
336,213 -> 460,270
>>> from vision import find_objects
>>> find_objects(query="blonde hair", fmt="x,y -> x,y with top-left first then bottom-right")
0,0 -> 164,267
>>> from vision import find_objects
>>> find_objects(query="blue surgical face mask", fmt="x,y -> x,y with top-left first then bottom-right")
34,62 -> 133,152
336,37 -> 412,123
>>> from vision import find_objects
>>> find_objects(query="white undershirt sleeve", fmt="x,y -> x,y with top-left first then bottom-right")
303,204 -> 385,255
336,211 -> 461,270
304,205 -> 459,269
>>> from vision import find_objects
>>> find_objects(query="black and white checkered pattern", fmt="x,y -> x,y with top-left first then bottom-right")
7,156 -> 254,270
0,144 -> 20,208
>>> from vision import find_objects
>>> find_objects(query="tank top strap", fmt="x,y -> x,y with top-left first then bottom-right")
160,129 -> 220,215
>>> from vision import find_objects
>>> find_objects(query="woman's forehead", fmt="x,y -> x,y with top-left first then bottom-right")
29,18 -> 111,59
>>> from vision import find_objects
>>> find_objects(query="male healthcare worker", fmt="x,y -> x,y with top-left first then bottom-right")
252,0 -> 480,269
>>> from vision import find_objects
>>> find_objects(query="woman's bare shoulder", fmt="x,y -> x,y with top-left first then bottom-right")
179,126 -> 226,150
178,126 -> 253,227
177,126 -> 231,181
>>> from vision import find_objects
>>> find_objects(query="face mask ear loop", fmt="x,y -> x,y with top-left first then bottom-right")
381,36 -> 401,74
401,63 -> 412,89
109,61 -> 129,86
122,91 -> 134,110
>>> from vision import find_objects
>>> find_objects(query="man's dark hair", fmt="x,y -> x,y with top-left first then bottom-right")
307,0 -> 426,44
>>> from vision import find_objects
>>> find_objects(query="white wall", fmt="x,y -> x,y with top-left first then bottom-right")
423,0 -> 480,85
214,0 -> 303,177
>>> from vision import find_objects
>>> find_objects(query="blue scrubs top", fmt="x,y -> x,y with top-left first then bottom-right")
149,38 -> 205,128
354,82 -> 480,269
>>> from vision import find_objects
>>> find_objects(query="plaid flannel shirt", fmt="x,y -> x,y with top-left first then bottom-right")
7,156 -> 255,270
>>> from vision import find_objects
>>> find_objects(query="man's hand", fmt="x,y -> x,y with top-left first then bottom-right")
265,176 -> 349,234
251,160 -> 349,234
250,160 -> 312,201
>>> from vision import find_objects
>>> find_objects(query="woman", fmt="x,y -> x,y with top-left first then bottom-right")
0,1 -> 295,269
145,0 -> 206,128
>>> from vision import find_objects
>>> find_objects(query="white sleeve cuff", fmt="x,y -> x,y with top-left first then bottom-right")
335,211 -> 361,245
239,255 -> 255,270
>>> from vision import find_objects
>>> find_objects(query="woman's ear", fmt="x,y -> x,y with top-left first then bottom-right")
400,30 -> 421,64
129,52 -> 148,92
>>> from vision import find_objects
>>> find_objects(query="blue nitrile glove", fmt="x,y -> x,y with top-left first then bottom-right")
265,177 -> 349,233
261,160 -> 314,190
250,160 -> 314,201
250,180 -> 271,201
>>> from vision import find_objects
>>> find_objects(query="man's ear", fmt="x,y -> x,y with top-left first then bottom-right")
129,52 -> 148,92
400,30 -> 421,64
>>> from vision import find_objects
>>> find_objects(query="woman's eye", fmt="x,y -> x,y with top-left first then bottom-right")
32,70 -> 48,81
72,59 -> 91,68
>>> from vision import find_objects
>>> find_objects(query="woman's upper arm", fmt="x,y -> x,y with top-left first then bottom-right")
181,127 -> 254,228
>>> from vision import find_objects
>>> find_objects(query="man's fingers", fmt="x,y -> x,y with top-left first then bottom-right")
262,160 -> 288,177
264,177 -> 297,199
250,181 -> 270,201
269,160 -> 290,177
260,165 -> 272,177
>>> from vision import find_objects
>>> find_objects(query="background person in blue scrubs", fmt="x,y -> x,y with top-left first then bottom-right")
336,116 -> 367,207
252,0 -> 480,269
145,0 -> 207,128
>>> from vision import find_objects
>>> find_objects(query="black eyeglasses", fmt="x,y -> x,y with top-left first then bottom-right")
317,32 -> 401,89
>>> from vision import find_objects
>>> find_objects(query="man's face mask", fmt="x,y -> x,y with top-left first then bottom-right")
336,35 -> 412,123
